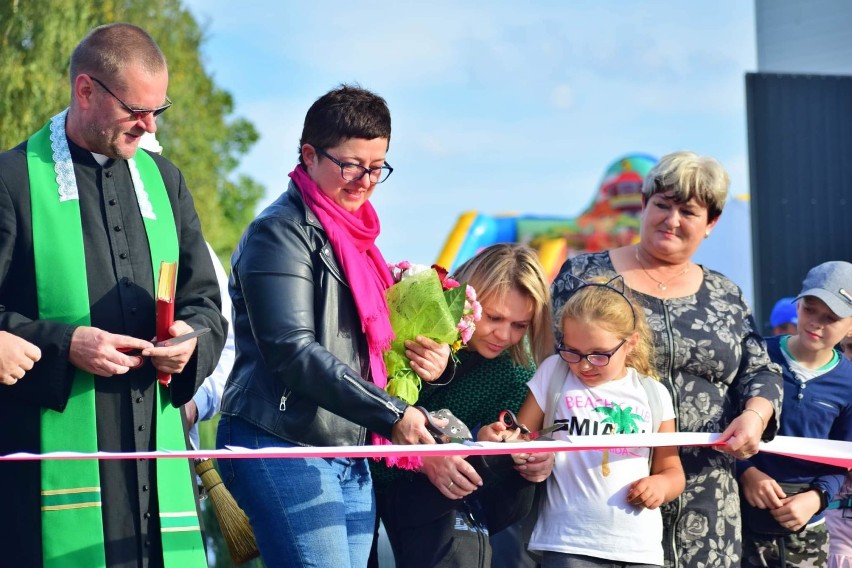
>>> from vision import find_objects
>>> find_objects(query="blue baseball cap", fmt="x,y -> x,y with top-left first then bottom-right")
769,297 -> 798,328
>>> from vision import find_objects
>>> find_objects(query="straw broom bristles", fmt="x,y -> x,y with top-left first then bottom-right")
195,458 -> 260,565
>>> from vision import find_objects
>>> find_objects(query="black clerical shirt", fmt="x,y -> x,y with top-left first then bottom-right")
0,134 -> 226,567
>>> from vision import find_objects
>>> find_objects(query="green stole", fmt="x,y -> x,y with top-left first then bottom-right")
27,110 -> 206,567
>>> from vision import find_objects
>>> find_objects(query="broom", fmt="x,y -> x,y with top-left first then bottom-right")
195,458 -> 260,565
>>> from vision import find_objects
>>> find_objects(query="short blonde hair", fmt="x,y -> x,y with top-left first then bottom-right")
642,151 -> 729,222
558,280 -> 657,378
454,244 -> 554,367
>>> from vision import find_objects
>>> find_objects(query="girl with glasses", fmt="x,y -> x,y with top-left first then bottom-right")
485,277 -> 684,567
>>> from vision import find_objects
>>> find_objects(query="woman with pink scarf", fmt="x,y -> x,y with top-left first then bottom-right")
216,85 -> 451,567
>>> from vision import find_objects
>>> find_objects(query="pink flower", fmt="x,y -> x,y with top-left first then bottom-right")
389,260 -> 420,283
465,285 -> 477,303
464,286 -> 482,321
471,301 -> 482,321
457,317 -> 475,344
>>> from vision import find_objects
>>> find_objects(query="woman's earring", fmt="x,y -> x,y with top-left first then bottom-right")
704,230 -> 711,239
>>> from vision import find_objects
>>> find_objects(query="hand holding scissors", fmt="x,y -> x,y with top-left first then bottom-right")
416,407 -> 477,445
498,409 -> 566,441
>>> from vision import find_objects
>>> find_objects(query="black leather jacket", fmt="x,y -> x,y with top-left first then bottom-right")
219,182 -> 408,447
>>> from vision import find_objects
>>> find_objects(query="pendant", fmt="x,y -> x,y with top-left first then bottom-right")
658,283 -> 667,291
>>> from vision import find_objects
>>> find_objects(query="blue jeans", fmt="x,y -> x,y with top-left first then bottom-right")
217,415 -> 375,568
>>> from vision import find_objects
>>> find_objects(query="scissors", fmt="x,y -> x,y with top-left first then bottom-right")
153,327 -> 211,347
416,407 -> 478,445
498,409 -> 566,441
119,327 -> 211,357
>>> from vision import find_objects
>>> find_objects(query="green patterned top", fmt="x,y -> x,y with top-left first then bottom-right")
371,349 -> 535,489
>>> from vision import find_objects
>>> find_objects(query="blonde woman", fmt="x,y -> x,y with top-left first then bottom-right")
374,243 -> 556,568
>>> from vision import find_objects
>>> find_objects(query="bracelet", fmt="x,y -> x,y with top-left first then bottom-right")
742,407 -> 766,430
811,486 -> 831,514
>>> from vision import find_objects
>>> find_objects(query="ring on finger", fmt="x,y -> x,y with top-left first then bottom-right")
447,480 -> 455,490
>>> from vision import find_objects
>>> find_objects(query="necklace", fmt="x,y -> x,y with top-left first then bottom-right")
634,248 -> 690,291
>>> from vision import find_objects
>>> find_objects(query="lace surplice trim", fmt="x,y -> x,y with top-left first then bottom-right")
49,109 -> 78,203
48,109 -> 156,219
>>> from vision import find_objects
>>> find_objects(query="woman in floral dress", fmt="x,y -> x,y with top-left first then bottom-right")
551,151 -> 783,568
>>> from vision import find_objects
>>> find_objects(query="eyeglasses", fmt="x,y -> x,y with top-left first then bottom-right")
557,339 -> 627,367
90,76 -> 172,120
316,148 -> 393,184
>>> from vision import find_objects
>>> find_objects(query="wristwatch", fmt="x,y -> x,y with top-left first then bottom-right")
811,486 -> 831,514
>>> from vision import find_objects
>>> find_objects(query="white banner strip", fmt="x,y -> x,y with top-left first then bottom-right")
0,434 -> 850,467
760,435 -> 852,468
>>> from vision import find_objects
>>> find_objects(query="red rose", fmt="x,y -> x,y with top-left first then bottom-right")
431,264 -> 460,290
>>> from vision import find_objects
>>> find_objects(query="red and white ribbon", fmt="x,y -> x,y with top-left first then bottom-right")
1,434 -> 849,468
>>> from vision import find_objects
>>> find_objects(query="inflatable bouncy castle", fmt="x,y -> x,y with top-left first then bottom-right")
435,153 -> 658,280
435,153 -> 754,302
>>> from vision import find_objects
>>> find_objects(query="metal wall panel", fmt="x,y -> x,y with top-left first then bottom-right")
756,0 -> 852,75
746,72 -> 852,332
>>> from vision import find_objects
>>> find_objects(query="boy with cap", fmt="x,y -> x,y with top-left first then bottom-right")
738,260 -> 852,567
769,296 -> 799,336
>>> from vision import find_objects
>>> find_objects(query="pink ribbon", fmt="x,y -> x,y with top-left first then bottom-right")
1,434 -> 849,468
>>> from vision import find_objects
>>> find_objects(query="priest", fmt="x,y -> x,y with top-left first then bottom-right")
0,23 -> 226,567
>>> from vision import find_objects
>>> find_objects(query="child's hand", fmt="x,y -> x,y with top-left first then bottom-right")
740,468 -> 821,532
477,420 -> 533,468
627,475 -> 668,509
510,451 -> 530,466
739,466 -> 785,510
477,420 -> 527,442
769,490 -> 822,533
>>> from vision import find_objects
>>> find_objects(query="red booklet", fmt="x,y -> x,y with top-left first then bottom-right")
156,261 -> 177,386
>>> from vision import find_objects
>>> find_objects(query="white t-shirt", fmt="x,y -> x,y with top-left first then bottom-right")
527,355 -> 675,565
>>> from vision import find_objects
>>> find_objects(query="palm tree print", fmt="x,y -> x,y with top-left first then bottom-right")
594,403 -> 644,476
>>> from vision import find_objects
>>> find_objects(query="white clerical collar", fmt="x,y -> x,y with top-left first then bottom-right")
48,108 -> 156,220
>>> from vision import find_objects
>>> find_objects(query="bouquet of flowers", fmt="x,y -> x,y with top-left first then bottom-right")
384,261 -> 481,405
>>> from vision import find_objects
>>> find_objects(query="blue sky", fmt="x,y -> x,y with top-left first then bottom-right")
183,1 -> 756,266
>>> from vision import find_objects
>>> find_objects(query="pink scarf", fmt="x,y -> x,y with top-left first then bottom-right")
290,166 -> 421,469
290,165 -> 395,388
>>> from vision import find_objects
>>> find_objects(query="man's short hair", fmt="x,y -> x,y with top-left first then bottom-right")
69,23 -> 166,90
